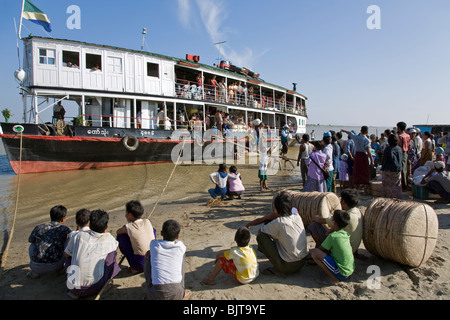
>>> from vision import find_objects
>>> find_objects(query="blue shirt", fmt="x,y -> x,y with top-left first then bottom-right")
345,139 -> 356,156
281,129 -> 289,142
349,131 -> 370,153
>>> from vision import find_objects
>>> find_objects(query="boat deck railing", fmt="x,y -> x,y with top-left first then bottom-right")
79,114 -> 299,133
174,80 -> 307,117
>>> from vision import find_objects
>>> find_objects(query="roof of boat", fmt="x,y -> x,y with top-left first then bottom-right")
23,36 -> 307,100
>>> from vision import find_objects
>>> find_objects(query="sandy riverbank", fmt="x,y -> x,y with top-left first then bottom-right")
0,164 -> 449,302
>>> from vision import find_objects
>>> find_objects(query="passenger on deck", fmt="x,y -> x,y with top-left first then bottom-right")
53,101 -> 66,121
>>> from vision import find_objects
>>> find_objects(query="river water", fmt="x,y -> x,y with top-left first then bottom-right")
0,123 -> 389,252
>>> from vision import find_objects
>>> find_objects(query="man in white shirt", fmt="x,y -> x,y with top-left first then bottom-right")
256,191 -> 308,276
65,210 -> 120,299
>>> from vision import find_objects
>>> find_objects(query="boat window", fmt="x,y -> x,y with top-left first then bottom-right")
62,50 -> 80,68
107,56 -> 122,74
147,62 -> 159,78
38,48 -> 55,65
86,53 -> 102,71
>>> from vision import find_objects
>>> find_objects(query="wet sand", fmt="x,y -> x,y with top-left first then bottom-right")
0,148 -> 449,301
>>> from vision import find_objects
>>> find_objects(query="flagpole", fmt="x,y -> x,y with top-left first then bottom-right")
18,0 -> 25,40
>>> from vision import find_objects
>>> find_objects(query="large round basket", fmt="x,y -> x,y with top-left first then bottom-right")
363,198 -> 439,267
273,191 -> 341,228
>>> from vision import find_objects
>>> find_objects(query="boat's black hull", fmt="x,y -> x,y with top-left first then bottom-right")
0,123 -> 262,174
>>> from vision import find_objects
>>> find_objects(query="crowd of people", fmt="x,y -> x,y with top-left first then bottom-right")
25,121 -> 449,300
28,187 -> 363,299
297,122 -> 450,203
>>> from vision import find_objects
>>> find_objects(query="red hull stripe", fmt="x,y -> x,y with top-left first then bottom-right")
0,134 -> 261,144
9,160 -> 172,174
0,134 -> 189,143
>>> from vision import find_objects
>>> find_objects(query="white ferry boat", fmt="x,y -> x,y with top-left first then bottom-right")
0,36 -> 308,174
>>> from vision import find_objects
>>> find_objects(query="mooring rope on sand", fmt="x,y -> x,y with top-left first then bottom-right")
146,138 -> 187,220
0,127 -> 24,275
117,138 -> 187,270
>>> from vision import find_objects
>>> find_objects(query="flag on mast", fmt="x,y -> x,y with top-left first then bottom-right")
22,0 -> 52,33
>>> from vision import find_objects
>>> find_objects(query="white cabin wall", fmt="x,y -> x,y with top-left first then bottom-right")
82,47 -> 105,91
144,57 -> 162,95
28,39 -> 176,100
33,41 -> 58,87
105,52 -> 124,92
125,54 -> 135,93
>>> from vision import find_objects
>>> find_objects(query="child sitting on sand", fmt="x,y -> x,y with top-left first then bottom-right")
308,189 -> 363,257
28,205 -> 72,278
69,209 -> 90,237
201,227 -> 259,285
65,208 -> 90,271
227,165 -> 245,199
116,200 -> 155,274
65,209 -> 120,299
310,209 -> 355,285
144,219 -> 189,300
209,164 -> 228,200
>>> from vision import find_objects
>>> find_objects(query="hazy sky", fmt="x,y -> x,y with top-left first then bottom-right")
0,0 -> 449,127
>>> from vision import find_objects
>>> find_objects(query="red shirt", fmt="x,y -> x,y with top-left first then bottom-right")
398,132 -> 411,152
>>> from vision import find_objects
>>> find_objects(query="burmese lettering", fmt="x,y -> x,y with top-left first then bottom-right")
139,130 -> 155,136
86,128 -> 109,137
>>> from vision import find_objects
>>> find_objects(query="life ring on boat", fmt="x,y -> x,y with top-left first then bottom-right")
122,135 -> 139,151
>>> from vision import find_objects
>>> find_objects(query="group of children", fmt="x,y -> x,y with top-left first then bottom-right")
208,164 -> 246,200
27,187 -> 360,299
28,201 -> 189,300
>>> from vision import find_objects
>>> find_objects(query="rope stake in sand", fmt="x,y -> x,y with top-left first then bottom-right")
1,126 -> 24,273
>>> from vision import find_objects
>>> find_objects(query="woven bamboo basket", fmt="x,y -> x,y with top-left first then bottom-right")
367,181 -> 384,197
273,191 -> 342,228
363,198 -> 439,267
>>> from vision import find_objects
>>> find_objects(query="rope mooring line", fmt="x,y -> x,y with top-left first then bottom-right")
0,127 -> 24,274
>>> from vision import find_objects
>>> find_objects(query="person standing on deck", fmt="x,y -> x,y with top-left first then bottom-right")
340,127 -> 374,191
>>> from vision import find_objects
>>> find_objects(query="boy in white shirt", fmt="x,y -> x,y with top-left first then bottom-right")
144,220 -> 189,300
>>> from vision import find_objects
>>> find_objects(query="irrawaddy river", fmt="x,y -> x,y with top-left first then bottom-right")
0,123 -> 390,254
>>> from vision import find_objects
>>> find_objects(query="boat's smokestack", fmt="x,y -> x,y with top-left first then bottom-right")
292,83 -> 297,91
